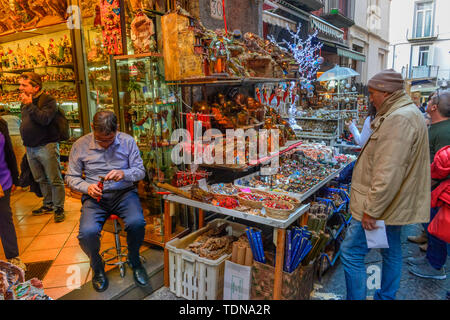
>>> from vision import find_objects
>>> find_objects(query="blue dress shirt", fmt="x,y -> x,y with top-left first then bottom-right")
66,132 -> 145,194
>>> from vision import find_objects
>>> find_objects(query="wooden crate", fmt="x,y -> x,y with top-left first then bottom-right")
161,13 -> 204,81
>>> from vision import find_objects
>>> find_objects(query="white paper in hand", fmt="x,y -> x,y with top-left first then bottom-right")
365,220 -> 389,248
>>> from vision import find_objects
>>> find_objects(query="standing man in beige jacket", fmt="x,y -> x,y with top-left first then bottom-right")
340,69 -> 431,300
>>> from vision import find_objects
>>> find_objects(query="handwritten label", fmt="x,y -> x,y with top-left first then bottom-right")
199,179 -> 208,192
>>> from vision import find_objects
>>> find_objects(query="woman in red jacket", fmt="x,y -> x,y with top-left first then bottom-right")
409,145 -> 449,281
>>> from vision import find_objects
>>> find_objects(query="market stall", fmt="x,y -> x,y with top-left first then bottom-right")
1,1 -> 360,301
157,139 -> 355,300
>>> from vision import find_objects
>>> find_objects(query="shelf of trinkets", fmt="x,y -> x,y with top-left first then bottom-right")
234,144 -> 344,195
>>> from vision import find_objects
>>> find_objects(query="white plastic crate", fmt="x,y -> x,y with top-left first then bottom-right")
166,219 -> 248,300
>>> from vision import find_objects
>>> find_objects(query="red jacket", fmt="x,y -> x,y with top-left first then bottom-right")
431,146 -> 450,209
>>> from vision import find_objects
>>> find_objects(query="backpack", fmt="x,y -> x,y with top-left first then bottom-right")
54,106 -> 70,142
36,94 -> 70,142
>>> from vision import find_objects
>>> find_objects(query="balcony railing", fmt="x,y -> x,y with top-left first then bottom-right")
321,0 -> 355,20
410,65 -> 439,79
284,0 -> 324,12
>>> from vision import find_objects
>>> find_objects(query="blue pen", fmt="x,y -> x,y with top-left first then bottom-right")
250,228 -> 262,263
254,229 -> 266,264
291,239 -> 305,271
291,236 -> 304,271
246,228 -> 260,262
285,229 -> 292,273
293,243 -> 312,270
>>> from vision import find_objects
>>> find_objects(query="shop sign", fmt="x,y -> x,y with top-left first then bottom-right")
211,0 -> 224,20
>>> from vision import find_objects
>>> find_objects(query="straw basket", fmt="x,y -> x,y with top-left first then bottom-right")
212,193 -> 238,202
237,192 -> 268,209
267,194 -> 301,209
263,200 -> 294,220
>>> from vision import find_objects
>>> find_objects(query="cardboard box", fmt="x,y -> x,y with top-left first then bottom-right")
223,260 -> 252,300
161,13 -> 204,81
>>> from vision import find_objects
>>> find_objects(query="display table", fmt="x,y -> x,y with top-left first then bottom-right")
160,161 -> 353,300
234,163 -> 349,202
161,194 -> 310,300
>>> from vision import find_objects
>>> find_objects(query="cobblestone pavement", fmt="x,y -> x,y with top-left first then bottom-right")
312,224 -> 450,300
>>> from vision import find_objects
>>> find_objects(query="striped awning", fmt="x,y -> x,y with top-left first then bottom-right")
310,15 -> 345,42
263,11 -> 297,30
337,47 -> 366,62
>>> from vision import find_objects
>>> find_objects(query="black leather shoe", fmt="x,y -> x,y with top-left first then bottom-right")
92,269 -> 109,292
32,205 -> 53,216
132,266 -> 149,287
54,208 -> 66,223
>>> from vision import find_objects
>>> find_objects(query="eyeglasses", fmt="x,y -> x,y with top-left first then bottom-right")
94,134 -> 116,144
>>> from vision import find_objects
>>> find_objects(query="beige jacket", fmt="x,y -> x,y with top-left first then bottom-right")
350,90 -> 431,225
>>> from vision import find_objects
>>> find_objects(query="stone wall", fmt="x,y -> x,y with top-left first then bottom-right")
196,0 -> 263,36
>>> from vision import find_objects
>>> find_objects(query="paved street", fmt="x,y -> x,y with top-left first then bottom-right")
313,224 -> 450,300
146,224 -> 449,300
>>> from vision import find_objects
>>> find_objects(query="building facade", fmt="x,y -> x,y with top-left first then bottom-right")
388,0 -> 450,95
348,0 -> 391,84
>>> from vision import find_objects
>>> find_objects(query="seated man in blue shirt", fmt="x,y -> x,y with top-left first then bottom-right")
66,110 -> 148,292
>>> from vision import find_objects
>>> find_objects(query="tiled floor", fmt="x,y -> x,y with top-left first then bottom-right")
0,188 -> 150,300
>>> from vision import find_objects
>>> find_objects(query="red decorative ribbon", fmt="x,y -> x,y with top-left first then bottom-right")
223,0 -> 228,34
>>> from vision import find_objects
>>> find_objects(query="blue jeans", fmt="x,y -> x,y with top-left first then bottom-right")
424,207 -> 448,270
340,220 -> 402,300
78,188 -> 146,272
26,142 -> 65,209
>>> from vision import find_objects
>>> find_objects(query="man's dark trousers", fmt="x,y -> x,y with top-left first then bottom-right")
0,189 -> 19,259
77,188 -> 146,272
424,207 -> 448,269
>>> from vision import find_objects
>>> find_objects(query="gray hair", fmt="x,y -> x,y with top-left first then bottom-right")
93,110 -> 118,134
431,89 -> 450,117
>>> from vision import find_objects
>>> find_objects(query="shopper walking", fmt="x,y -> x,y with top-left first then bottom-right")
0,117 -> 26,271
0,107 -> 25,175
345,103 -> 376,147
66,110 -> 148,292
340,69 -> 431,300
407,92 -> 441,249
19,72 -> 66,223
408,89 -> 450,280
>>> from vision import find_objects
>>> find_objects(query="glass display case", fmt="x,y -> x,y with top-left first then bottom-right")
0,26 -> 82,170
114,54 -> 179,184
80,15 -> 115,124
113,54 -> 183,245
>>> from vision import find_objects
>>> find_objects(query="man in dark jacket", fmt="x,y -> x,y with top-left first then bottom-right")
19,72 -> 65,222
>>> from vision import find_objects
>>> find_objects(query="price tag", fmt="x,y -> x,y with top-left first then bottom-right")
240,188 -> 252,193
199,179 -> 208,191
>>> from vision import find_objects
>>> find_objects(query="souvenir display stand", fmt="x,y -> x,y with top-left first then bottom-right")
0,22 -> 83,178
158,140 -> 355,300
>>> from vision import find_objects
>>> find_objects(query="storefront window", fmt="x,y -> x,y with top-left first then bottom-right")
113,54 -> 178,185
0,24 -> 82,159
79,0 -> 118,125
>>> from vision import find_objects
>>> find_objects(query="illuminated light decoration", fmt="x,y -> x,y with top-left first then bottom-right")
268,24 -> 323,125
268,23 -> 323,87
